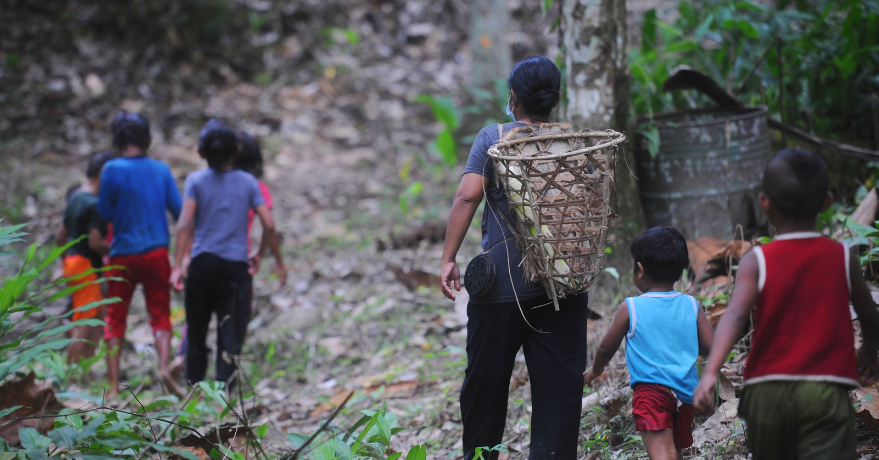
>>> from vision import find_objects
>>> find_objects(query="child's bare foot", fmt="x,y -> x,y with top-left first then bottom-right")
159,370 -> 185,398
170,355 -> 185,381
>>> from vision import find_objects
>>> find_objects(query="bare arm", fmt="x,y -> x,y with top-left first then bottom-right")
693,250 -> 759,412
170,199 -> 196,290
849,248 -> 879,369
440,173 -> 487,300
584,303 -> 630,386
87,227 -> 110,255
252,204 -> 276,275
697,307 -> 715,358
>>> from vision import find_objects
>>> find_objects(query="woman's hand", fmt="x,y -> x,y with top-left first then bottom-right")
441,260 -> 461,300
170,266 -> 186,291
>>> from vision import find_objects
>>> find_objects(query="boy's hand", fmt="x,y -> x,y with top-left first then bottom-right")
275,262 -> 288,287
583,367 -> 605,388
693,374 -> 717,414
170,267 -> 185,291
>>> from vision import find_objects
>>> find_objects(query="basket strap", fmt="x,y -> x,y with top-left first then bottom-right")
481,237 -> 514,255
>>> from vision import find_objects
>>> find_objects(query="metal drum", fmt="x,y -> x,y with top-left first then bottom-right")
634,107 -> 771,239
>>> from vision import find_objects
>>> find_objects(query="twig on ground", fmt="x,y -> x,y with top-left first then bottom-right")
125,383 -> 163,459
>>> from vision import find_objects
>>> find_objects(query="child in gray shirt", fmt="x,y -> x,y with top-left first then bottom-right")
170,119 -> 276,386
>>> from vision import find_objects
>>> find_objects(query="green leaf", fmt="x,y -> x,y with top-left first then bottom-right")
540,0 -> 553,16
0,339 -> 72,381
434,129 -> 458,167
603,267 -> 620,280
405,444 -> 427,460
332,436 -> 353,460
641,9 -> 657,53
18,428 -> 51,450
0,406 -> 21,418
286,432 -> 310,449
413,95 -> 460,131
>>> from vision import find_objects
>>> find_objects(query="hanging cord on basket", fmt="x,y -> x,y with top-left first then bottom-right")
479,123 -> 548,333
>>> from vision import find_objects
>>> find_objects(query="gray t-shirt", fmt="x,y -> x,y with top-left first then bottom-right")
184,169 -> 266,263
463,122 -> 548,304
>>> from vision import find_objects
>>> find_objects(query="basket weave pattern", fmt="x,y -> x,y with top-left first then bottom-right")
487,124 -> 625,303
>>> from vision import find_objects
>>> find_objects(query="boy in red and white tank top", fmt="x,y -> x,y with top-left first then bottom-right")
694,149 -> 879,459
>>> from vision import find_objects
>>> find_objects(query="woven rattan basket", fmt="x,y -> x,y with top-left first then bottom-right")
487,123 -> 626,310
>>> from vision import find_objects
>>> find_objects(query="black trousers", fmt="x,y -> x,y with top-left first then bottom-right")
461,294 -> 589,460
184,253 -> 252,385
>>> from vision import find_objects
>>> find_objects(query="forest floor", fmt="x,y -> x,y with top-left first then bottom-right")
2,0 -> 878,458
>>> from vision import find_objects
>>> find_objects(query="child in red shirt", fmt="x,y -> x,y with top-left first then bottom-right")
694,149 -> 879,459
234,131 -> 286,286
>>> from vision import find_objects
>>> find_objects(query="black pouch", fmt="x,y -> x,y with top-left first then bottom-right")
464,252 -> 496,298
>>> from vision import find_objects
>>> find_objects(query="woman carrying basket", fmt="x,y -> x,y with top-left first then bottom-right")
441,56 -> 589,460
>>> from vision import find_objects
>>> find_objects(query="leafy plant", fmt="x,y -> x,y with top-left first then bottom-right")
413,95 -> 461,167
287,406 -> 426,460
0,224 -> 115,383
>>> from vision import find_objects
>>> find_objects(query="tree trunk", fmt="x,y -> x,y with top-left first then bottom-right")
563,0 -> 645,261
469,0 -> 510,89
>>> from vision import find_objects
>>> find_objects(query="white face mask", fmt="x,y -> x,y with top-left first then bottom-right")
506,93 -> 516,122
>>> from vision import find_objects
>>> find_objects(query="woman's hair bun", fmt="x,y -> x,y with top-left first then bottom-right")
508,56 -> 562,119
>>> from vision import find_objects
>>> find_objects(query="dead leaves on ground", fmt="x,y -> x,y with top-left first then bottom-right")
0,372 -> 65,445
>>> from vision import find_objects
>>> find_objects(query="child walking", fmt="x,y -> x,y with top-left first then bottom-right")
235,130 -> 286,287
168,130 -> 286,377
97,111 -> 183,398
584,226 -> 714,460
693,149 -> 879,459
60,151 -> 115,365
170,120 -> 275,386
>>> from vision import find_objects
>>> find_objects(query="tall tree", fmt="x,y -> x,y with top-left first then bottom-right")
563,0 -> 645,252
469,0 -> 510,89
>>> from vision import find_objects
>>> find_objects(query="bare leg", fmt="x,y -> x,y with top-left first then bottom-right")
641,429 -> 679,460
106,337 -> 123,399
154,329 -> 184,397
67,325 -> 100,367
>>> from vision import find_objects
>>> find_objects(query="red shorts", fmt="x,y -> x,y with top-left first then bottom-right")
632,383 -> 695,449
104,247 -> 172,340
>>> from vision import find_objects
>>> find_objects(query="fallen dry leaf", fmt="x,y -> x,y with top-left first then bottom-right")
309,390 -> 355,418
852,385 -> 879,431
0,372 -> 65,445
692,399 -> 740,447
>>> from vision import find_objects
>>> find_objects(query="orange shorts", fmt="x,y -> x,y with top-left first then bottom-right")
62,255 -> 104,322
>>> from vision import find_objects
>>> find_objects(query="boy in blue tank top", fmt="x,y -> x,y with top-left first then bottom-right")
584,227 -> 714,460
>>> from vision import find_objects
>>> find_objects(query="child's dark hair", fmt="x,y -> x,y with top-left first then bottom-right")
630,226 -> 689,284
197,119 -> 238,170
508,56 -> 561,118
86,151 -> 116,179
762,149 -> 829,221
234,131 -> 264,178
110,111 -> 151,151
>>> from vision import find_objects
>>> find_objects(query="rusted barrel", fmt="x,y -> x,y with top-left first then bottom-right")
633,107 -> 771,239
